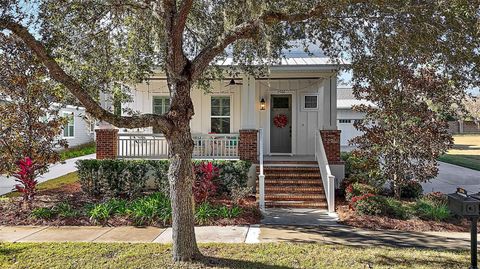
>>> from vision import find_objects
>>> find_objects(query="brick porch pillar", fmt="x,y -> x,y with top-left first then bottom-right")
95,129 -> 118,159
239,129 -> 258,162
320,130 -> 342,164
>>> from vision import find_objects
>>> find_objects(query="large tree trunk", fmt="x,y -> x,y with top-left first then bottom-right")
165,80 -> 201,262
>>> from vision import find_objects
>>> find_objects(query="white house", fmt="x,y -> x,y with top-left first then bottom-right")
95,50 -> 347,211
59,105 -> 95,148
336,86 -> 371,151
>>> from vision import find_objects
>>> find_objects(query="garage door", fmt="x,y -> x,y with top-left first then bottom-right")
338,119 -> 363,146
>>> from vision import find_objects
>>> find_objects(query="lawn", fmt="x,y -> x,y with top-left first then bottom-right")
438,134 -> 480,171
60,142 -> 96,161
0,242 -> 470,269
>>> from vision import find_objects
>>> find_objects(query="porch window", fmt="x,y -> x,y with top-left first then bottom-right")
63,112 -> 75,138
211,96 -> 230,134
153,96 -> 170,115
303,95 -> 318,110
152,96 -> 170,133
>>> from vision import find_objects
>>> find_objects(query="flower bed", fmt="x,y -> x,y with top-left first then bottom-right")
0,160 -> 261,227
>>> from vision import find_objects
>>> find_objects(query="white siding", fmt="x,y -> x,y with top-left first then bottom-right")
59,107 -> 94,147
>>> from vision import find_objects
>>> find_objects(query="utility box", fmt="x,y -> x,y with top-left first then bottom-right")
448,189 -> 480,217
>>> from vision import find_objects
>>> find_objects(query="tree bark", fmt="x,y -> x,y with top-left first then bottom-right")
165,80 -> 201,262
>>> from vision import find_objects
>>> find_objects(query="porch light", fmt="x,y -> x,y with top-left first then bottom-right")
260,98 -> 266,110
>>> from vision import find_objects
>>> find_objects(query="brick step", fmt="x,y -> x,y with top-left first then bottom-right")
257,179 -> 323,185
263,173 -> 321,178
258,194 -> 326,201
257,166 -> 320,172
265,201 -> 328,208
261,186 -> 325,193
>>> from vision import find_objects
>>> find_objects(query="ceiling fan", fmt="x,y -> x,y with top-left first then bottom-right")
225,79 -> 243,87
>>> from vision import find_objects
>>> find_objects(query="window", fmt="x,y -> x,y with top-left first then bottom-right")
303,95 -> 318,110
63,112 -> 75,138
153,96 -> 170,115
152,97 -> 170,133
211,96 -> 230,134
339,119 -> 351,124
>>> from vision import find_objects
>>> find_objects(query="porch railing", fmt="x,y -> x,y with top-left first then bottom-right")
258,128 -> 265,212
117,133 -> 240,159
315,130 -> 336,213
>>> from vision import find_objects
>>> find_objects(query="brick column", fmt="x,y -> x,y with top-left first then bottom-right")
320,130 -> 342,164
239,129 -> 258,162
95,129 -> 118,159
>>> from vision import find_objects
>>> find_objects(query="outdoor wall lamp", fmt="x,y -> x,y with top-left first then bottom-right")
260,98 -> 266,110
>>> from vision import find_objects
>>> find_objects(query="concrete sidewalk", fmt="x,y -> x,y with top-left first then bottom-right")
0,224 -> 471,250
0,153 -> 96,196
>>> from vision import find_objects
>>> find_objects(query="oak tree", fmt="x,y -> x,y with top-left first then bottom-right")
1,0 -> 478,261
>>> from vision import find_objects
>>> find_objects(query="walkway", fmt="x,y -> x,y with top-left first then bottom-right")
0,224 -> 471,250
0,153 -> 96,196
422,161 -> 480,194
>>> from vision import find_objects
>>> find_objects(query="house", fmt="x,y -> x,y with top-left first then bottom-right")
59,105 -> 95,148
95,48 -> 347,212
336,86 -> 372,151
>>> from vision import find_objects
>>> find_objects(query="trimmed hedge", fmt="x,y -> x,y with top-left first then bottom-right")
76,159 -> 251,198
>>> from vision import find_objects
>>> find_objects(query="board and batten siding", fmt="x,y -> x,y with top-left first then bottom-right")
123,80 -> 241,134
255,78 -> 337,155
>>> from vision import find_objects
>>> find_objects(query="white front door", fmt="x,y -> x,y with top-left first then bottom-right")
270,95 -> 292,154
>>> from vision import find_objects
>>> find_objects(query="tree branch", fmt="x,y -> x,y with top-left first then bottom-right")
190,4 -> 327,79
0,19 -> 173,133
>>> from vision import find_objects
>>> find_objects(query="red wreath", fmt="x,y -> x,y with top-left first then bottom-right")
273,114 -> 288,128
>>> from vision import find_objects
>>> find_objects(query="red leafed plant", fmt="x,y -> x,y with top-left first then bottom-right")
13,157 -> 39,203
193,162 -> 219,203
349,193 -> 375,210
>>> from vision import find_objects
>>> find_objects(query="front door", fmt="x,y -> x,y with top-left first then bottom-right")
270,95 -> 292,154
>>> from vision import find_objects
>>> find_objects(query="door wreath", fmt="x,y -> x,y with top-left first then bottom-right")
273,114 -> 288,128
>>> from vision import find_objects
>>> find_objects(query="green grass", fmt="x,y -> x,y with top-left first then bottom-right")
60,142 -> 96,161
0,242 -> 470,269
438,134 -> 480,171
1,172 -> 78,198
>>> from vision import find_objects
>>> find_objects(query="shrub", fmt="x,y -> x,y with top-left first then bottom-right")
31,207 -> 55,219
195,202 -> 242,224
384,197 -> 410,220
77,159 -> 251,198
422,192 -> 447,206
230,186 -> 252,205
54,202 -> 78,218
86,198 -> 128,223
345,182 -> 377,202
341,151 -> 383,188
127,192 -> 172,226
193,162 -> 219,203
399,181 -> 423,199
13,157 -> 39,203
413,197 -> 451,221
351,194 -> 386,216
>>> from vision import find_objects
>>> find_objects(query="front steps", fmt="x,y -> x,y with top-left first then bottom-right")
256,164 -> 327,209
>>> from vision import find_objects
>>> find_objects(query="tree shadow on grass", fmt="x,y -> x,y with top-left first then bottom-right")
197,256 -> 293,269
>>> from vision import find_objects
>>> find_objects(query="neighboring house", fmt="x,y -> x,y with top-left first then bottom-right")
336,86 -> 372,151
58,105 -> 95,148
96,48 -> 347,211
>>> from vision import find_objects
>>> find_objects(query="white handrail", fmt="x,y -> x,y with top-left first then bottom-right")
315,130 -> 335,213
258,128 -> 265,211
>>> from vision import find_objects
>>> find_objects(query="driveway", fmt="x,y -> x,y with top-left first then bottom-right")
0,153 -> 96,196
422,161 -> 480,194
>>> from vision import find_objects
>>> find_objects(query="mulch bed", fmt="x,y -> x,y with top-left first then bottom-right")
337,203 -> 473,232
0,183 -> 261,227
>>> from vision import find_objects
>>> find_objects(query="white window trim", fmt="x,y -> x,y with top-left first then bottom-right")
210,95 -> 232,134
63,112 -> 75,139
301,94 -> 319,111
152,96 -> 170,115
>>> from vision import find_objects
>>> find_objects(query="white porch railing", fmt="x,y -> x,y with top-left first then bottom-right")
315,131 -> 336,213
117,133 -> 240,159
258,128 -> 265,212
